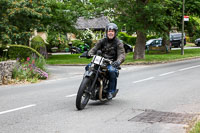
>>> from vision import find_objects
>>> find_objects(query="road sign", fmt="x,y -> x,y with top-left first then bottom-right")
184,16 -> 189,21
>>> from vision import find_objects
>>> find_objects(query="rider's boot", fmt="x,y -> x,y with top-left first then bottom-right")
107,92 -> 113,100
107,89 -> 118,100
112,89 -> 119,98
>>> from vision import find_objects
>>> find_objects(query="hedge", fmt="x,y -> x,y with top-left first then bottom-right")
7,44 -> 43,61
118,32 -> 158,45
31,35 -> 46,51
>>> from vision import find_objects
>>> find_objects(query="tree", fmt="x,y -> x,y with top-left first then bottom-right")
43,0 -> 84,34
185,0 -> 200,16
89,0 -> 169,59
155,0 -> 182,49
0,0 -> 84,46
0,0 -> 50,45
79,0 -> 200,59
184,0 -> 200,42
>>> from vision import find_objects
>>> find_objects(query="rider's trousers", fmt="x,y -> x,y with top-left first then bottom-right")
107,65 -> 119,93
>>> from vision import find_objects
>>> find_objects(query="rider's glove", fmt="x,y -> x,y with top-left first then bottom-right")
111,61 -> 120,68
86,52 -> 91,59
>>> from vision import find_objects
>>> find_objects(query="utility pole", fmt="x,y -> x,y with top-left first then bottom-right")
181,0 -> 185,55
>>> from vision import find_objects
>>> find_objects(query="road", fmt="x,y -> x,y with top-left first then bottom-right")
0,58 -> 200,133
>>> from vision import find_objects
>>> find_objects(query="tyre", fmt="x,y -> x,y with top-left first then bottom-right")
76,77 -> 91,110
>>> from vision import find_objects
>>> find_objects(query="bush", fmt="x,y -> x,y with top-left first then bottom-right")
0,45 -> 8,60
118,32 -> 158,45
127,37 -> 137,45
7,44 -> 42,61
31,35 -> 48,58
72,40 -> 84,47
83,39 -> 93,46
47,33 -> 67,52
12,57 -> 48,82
186,16 -> 200,43
118,32 -> 136,45
0,45 -> 6,57
118,32 -> 129,43
190,36 -> 198,43
31,36 -> 46,50
186,36 -> 190,42
76,28 -> 95,46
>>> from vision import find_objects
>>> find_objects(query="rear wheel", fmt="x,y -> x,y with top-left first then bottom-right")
76,77 -> 91,110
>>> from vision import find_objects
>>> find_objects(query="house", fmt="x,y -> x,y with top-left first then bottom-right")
74,16 -> 110,40
75,16 -> 110,31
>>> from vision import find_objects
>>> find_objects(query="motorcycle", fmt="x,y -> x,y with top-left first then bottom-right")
69,46 -> 81,54
78,43 -> 90,53
68,42 -> 81,54
76,51 -> 119,110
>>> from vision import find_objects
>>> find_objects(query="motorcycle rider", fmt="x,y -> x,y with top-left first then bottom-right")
87,23 -> 125,99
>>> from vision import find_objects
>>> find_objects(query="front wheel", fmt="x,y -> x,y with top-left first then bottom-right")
76,77 -> 91,110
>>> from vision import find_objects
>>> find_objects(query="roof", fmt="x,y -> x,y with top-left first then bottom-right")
75,16 -> 110,30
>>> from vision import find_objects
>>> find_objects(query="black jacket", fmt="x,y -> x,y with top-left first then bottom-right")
88,38 -> 125,64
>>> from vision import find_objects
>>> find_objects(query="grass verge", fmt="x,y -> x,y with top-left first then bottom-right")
189,121 -> 200,133
125,48 -> 200,64
46,48 -> 200,65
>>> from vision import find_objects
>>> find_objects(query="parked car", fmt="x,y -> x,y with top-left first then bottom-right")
195,38 -> 200,46
120,40 -> 133,53
170,33 -> 186,47
124,43 -> 133,53
145,38 -> 172,50
145,38 -> 162,49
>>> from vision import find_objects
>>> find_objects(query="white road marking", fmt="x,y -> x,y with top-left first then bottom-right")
159,71 -> 176,76
132,64 -> 200,84
178,65 -> 200,71
65,94 -> 77,98
0,104 -> 36,115
44,76 -> 82,83
133,77 -> 155,84
43,78 -> 68,83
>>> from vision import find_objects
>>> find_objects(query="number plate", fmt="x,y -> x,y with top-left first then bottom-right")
92,56 -> 103,65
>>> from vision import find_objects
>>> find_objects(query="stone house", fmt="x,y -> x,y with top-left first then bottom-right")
68,16 -> 110,41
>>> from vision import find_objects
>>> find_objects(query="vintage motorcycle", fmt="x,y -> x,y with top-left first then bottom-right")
76,52 -> 119,110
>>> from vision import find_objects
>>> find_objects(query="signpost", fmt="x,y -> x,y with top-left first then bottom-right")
184,16 -> 189,21
181,0 -> 185,55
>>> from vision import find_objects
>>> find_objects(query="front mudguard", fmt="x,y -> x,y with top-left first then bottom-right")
83,70 -> 94,78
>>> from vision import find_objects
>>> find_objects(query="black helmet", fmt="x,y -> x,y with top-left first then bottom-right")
106,23 -> 118,37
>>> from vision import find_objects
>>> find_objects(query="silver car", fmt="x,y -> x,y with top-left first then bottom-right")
195,38 -> 200,46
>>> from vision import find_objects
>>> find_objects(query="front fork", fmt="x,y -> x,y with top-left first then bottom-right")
84,66 -> 107,101
83,67 -> 100,93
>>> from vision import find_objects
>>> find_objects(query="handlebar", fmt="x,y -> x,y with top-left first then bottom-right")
79,54 -> 121,69
79,55 -> 93,59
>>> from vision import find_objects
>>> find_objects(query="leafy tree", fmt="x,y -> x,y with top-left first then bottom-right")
184,0 -> 200,41
155,0 -> 182,49
185,0 -> 200,16
0,0 -> 84,47
88,0 -> 169,59
186,16 -> 200,42
88,0 -> 200,59
44,0 -> 84,34
0,0 -> 50,45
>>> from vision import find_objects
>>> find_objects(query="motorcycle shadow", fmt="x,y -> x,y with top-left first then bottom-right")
88,100 -> 112,106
